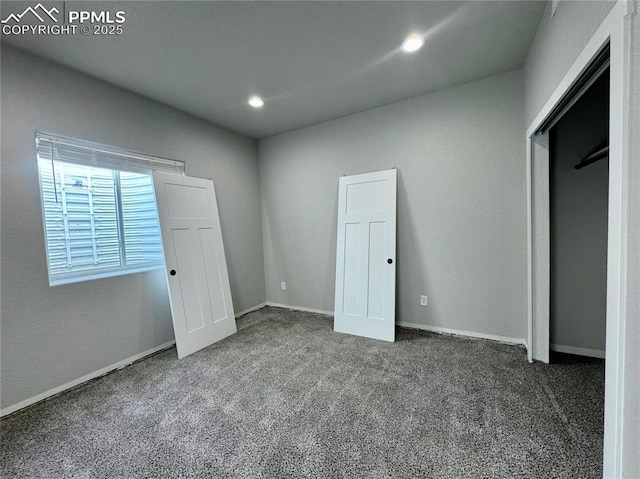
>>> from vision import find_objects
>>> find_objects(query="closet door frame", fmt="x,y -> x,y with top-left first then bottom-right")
525,2 -> 634,476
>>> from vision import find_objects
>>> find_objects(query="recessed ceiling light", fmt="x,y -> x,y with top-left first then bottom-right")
248,96 -> 264,108
401,34 -> 424,53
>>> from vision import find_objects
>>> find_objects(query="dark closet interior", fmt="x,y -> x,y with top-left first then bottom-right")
549,67 -> 610,358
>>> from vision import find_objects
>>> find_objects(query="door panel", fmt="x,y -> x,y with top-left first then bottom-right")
334,169 -> 397,342
198,227 -> 228,322
165,183 -> 210,218
154,171 -> 236,359
342,222 -> 361,316
171,228 -> 206,333
367,222 -> 386,320
346,180 -> 386,214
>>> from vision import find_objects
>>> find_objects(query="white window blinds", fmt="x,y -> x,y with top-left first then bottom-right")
36,133 -> 185,174
36,133 -> 184,286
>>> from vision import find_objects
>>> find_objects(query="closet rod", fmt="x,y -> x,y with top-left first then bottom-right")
574,145 -> 609,170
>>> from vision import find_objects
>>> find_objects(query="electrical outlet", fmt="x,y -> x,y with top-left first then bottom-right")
420,295 -> 428,306
281,282 -> 287,291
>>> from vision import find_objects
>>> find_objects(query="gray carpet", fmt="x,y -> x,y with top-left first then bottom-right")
1,307 -> 604,478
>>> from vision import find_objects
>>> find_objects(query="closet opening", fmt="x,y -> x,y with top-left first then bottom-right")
527,44 -> 611,469
549,67 -> 610,361
545,62 -> 610,471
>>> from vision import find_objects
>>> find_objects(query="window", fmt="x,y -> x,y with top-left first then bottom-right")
36,133 -> 184,286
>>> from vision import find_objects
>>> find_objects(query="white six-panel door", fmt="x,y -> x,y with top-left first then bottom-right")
153,171 -> 236,359
334,169 -> 397,342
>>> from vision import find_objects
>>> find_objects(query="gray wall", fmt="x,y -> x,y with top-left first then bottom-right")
259,70 -> 526,341
524,1 -> 615,127
550,73 -> 609,352
0,46 -> 266,410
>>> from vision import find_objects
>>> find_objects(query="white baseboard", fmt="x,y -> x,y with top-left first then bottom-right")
235,302 -> 267,318
265,305 -> 525,347
550,343 -> 606,359
397,321 -> 526,347
0,340 -> 176,418
265,306 -> 525,347
265,302 -> 334,316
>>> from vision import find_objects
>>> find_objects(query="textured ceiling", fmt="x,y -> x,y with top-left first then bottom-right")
1,1 -> 546,138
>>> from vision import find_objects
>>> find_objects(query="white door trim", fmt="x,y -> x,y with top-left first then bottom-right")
525,2 -> 634,476
528,132 -> 550,364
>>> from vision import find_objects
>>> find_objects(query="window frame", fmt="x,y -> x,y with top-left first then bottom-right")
35,132 -> 185,287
